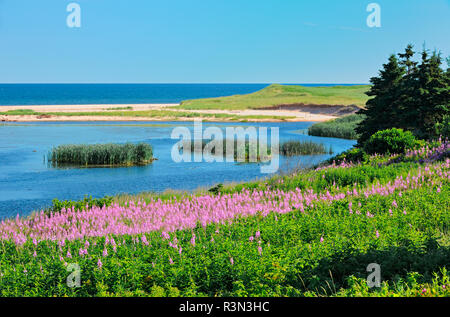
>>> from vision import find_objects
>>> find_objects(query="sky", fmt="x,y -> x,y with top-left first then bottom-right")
0,0 -> 449,84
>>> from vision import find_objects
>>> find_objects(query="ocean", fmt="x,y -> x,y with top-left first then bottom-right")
0,84 -> 360,106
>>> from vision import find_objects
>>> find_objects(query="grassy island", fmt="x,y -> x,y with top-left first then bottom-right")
48,143 -> 154,167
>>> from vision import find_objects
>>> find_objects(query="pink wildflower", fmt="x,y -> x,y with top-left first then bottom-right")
97,258 -> 103,269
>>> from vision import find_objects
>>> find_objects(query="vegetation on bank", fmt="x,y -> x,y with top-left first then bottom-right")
0,137 -> 448,297
308,114 -> 364,140
0,109 -> 294,122
48,143 -> 154,167
105,106 -> 133,111
180,84 -> 370,110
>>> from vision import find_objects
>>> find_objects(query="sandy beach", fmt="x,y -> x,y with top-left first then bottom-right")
0,103 -> 339,122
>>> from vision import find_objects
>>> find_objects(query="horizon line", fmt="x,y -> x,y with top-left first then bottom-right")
0,82 -> 370,85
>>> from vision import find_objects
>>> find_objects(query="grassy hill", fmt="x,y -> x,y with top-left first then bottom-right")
180,84 -> 371,110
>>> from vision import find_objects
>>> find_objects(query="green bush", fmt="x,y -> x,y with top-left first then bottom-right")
434,115 -> 450,139
44,196 -> 114,214
364,128 -> 418,155
333,148 -> 369,164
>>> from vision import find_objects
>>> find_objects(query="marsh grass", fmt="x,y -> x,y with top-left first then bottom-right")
280,140 -> 333,156
48,143 -> 154,167
179,139 -> 272,162
308,114 -> 364,139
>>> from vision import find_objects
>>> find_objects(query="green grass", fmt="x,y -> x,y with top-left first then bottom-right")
1,141 -> 448,297
105,106 -> 133,111
48,143 -> 154,167
1,164 -> 448,296
180,84 -> 371,110
308,114 -> 365,139
0,109 -> 293,122
0,109 -> 38,115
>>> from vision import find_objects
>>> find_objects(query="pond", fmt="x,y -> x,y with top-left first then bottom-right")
0,121 -> 356,218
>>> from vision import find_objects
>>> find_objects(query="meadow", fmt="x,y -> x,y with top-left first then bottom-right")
180,84 -> 370,110
0,139 -> 448,297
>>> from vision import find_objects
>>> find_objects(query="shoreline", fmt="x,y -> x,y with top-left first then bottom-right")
0,103 -> 338,123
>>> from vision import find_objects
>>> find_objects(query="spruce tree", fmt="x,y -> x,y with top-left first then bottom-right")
356,54 -> 405,145
412,49 -> 449,138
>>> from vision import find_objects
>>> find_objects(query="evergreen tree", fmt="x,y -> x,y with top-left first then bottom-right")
356,54 -> 405,145
357,44 -> 449,143
412,49 -> 449,138
398,44 -> 418,75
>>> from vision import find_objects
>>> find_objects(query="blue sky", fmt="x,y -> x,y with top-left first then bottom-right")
0,0 -> 449,83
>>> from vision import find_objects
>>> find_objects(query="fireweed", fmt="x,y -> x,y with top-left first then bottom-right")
0,142 -> 448,297
1,160 -> 448,244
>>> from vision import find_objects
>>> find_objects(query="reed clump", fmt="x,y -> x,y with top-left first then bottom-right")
280,140 -> 332,156
308,114 -> 364,140
48,143 -> 154,166
179,139 -> 271,162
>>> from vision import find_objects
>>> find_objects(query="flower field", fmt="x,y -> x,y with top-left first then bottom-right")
0,142 -> 448,297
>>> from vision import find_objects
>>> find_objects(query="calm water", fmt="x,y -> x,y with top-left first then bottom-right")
0,121 -> 356,218
0,84 -> 362,106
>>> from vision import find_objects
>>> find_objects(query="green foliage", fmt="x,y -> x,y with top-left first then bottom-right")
1,140 -> 448,297
364,128 -> 418,155
332,148 -> 369,164
0,109 -> 38,115
180,84 -> 370,110
357,44 -> 450,143
434,115 -> 450,139
356,54 -> 406,144
1,182 -> 448,297
308,114 -> 364,139
48,143 -> 154,166
44,196 -> 114,214
179,139 -> 271,162
280,140 -> 332,156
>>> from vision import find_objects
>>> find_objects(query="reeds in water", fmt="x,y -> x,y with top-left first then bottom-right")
48,143 -> 153,167
280,140 -> 332,156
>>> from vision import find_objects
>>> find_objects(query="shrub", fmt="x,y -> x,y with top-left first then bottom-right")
364,128 -> 418,155
333,148 -> 369,164
434,115 -> 450,139
44,195 -> 113,214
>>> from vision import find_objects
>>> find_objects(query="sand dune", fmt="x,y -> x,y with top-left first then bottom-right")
0,103 -> 338,122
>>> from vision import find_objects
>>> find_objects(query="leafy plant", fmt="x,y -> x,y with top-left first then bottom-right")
364,128 -> 418,155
